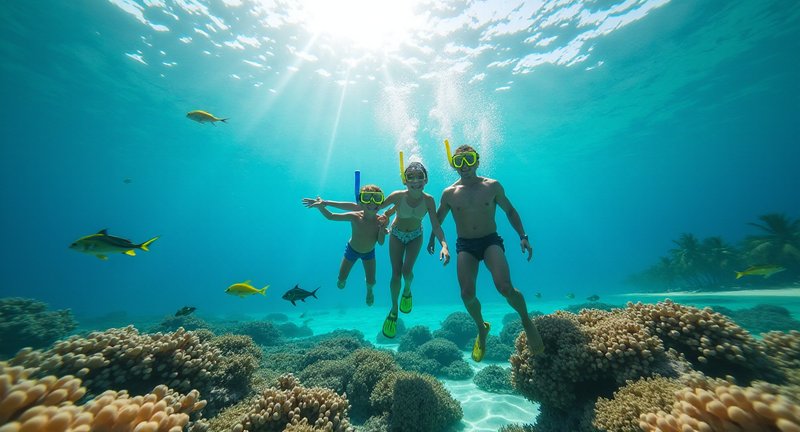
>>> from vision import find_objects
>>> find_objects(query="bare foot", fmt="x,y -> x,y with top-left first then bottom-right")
337,279 -> 346,289
523,321 -> 545,355
366,287 -> 374,306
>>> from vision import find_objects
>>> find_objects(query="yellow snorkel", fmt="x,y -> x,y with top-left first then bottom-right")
399,151 -> 406,183
444,139 -> 454,167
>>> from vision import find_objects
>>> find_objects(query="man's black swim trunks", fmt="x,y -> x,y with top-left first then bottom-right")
456,232 -> 505,261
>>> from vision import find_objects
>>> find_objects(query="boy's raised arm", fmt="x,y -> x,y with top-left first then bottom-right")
303,196 -> 360,211
310,201 -> 356,222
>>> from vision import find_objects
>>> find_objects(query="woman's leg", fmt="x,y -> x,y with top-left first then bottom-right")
388,234 -> 405,315
401,235 -> 424,295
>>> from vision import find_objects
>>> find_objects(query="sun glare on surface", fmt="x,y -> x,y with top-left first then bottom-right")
301,0 -> 423,51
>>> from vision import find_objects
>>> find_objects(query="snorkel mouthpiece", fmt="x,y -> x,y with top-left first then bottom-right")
444,139 -> 453,167
399,151 -> 406,183
354,170 -> 361,201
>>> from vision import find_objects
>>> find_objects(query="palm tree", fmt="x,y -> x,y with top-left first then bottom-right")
698,236 -> 740,287
743,213 -> 800,271
669,233 -> 706,289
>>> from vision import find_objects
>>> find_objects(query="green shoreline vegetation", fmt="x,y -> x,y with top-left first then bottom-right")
627,213 -> 800,292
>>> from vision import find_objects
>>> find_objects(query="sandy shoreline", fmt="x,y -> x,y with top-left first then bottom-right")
616,287 -> 800,298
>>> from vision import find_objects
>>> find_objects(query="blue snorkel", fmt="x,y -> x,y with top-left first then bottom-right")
354,170 -> 361,201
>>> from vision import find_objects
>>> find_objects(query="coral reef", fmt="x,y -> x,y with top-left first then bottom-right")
509,300 -> 800,432
440,360 -> 473,380
393,352 -> 439,376
0,361 -> 206,431
626,300 -> 780,382
151,315 -> 211,333
277,322 -> 313,339
510,309 -> 666,410
7,326 -> 243,415
432,312 -> 475,349
565,302 -> 621,314
397,326 -> 432,353
416,338 -> 462,366
760,330 -> 800,386
639,381 -> 800,432
594,376 -> 684,432
369,371 -> 462,432
299,336 -> 371,369
712,304 -> 800,334
483,334 -> 514,362
473,365 -> 514,394
232,374 -> 353,432
0,298 -> 77,359
344,350 -> 398,421
224,321 -> 283,346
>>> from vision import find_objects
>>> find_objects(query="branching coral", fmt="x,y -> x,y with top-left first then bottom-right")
232,374 -> 353,432
594,376 -> 684,432
397,326 -> 432,353
370,371 -> 462,432
473,365 -> 514,394
416,338 -> 462,367
432,312 -> 474,349
440,360 -> 473,380
345,350 -> 398,421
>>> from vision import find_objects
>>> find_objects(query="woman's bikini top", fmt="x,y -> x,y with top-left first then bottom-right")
395,194 -> 427,220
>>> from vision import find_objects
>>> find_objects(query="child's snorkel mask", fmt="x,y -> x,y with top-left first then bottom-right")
354,170 -> 385,204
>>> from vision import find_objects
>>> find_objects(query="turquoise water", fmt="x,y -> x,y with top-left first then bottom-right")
1,1 -> 799,431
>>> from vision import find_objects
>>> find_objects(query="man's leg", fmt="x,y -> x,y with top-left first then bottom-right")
457,251 -> 488,358
363,258 -> 377,306
484,246 -> 544,355
337,258 -> 355,289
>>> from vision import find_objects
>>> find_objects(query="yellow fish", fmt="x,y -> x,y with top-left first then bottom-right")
225,280 -> 268,298
69,229 -> 158,260
735,265 -> 786,279
186,110 -> 228,125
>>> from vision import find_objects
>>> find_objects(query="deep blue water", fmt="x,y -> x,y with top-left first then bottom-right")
1,0 -> 799,320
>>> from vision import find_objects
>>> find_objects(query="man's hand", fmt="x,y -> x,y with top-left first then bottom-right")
521,238 -> 533,261
427,239 -> 436,255
440,245 -> 451,266
302,197 -> 325,208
